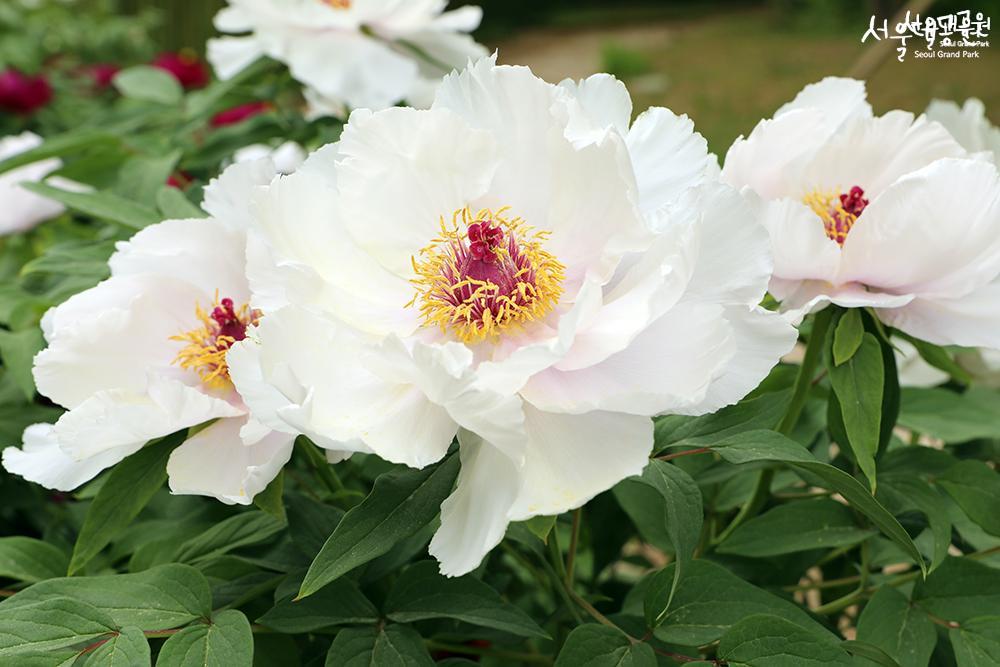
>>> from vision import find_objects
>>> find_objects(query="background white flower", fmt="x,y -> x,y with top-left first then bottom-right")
208,0 -> 487,116
229,58 -> 795,576
2,159 -> 298,504
0,132 -> 67,235
234,140 -> 306,174
722,77 -> 1000,351
925,97 -> 1000,162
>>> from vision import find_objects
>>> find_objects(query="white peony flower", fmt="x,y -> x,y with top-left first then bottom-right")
0,132 -> 67,235
925,98 -> 1000,162
208,0 -> 488,117
228,58 -> 796,575
234,140 -> 307,174
722,77 -> 1000,351
2,159 -> 298,504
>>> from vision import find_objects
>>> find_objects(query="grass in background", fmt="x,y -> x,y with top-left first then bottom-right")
614,8 -> 1000,154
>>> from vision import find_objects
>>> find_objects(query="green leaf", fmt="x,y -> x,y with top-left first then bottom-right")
938,460 -> 1000,536
70,435 -> 178,574
841,640 -> 902,667
0,328 -> 43,400
646,560 -> 831,646
893,331 -> 973,385
0,596 -> 116,659
384,561 -> 548,638
612,478 -> 673,552
878,475 -> 952,572
257,578 -> 378,633
175,511 -> 286,565
156,610 -> 253,667
82,626 -> 149,666
253,471 -> 286,522
554,625 -> 656,667
156,186 -> 206,220
717,498 -> 876,557
626,461 -> 701,627
950,616 -> 1000,667
653,389 -> 790,453
286,492 -> 344,558
898,388 -> 1000,442
828,332 -> 883,491
2,564 -> 211,631
717,614 -> 852,666
0,130 -> 119,176
855,587 -> 935,667
20,239 -> 115,282
299,455 -> 459,599
112,66 -> 183,105
325,625 -> 434,667
912,557 -> 1000,624
680,430 -> 926,574
523,515 -> 557,542
113,151 -> 181,206
833,309 -> 864,366
0,537 -> 69,583
21,182 -> 161,229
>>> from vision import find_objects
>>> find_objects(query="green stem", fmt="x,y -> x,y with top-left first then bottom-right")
566,509 -> 581,587
297,437 -> 345,494
813,540 -> 870,616
778,307 -> 833,436
713,309 -> 833,546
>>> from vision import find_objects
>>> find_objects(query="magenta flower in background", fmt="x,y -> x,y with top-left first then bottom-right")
0,69 -> 52,114
88,63 -> 120,90
210,101 -> 271,127
153,51 -> 210,89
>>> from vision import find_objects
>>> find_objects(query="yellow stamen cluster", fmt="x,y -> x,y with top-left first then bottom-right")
802,188 -> 859,246
408,206 -> 565,344
171,295 -> 259,391
322,0 -> 351,8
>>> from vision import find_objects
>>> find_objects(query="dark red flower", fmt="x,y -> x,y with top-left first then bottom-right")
167,172 -> 193,189
211,101 -> 271,127
0,69 -> 53,115
88,63 -> 120,89
153,51 -> 210,90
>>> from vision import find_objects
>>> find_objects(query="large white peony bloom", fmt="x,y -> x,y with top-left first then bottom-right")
0,132 -> 67,235
228,58 -> 796,575
722,77 -> 1000,351
2,160 -> 298,504
208,0 -> 487,117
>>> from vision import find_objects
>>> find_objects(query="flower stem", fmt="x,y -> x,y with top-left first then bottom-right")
297,437 -> 345,495
713,308 -> 833,546
565,509 -> 581,587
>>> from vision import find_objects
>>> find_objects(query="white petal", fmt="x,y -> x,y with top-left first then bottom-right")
202,157 -> 276,228
207,36 -> 265,81
0,132 -> 65,235
722,108 -> 831,199
759,196 -> 842,285
336,106 -> 499,277
429,431 -> 520,577
109,219 -> 250,302
559,73 -> 633,144
878,278 -> 1000,349
839,158 -> 1000,296
509,406 -> 652,520
678,182 -> 774,306
167,416 -> 295,505
248,166 -> 417,336
2,423 -> 141,492
627,107 -> 716,216
774,77 -> 872,127
34,276 -> 211,408
773,280 -> 915,325
925,98 -> 1000,160
227,337 -> 299,436
895,339 -> 948,388
53,377 -> 242,461
800,111 -> 966,199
